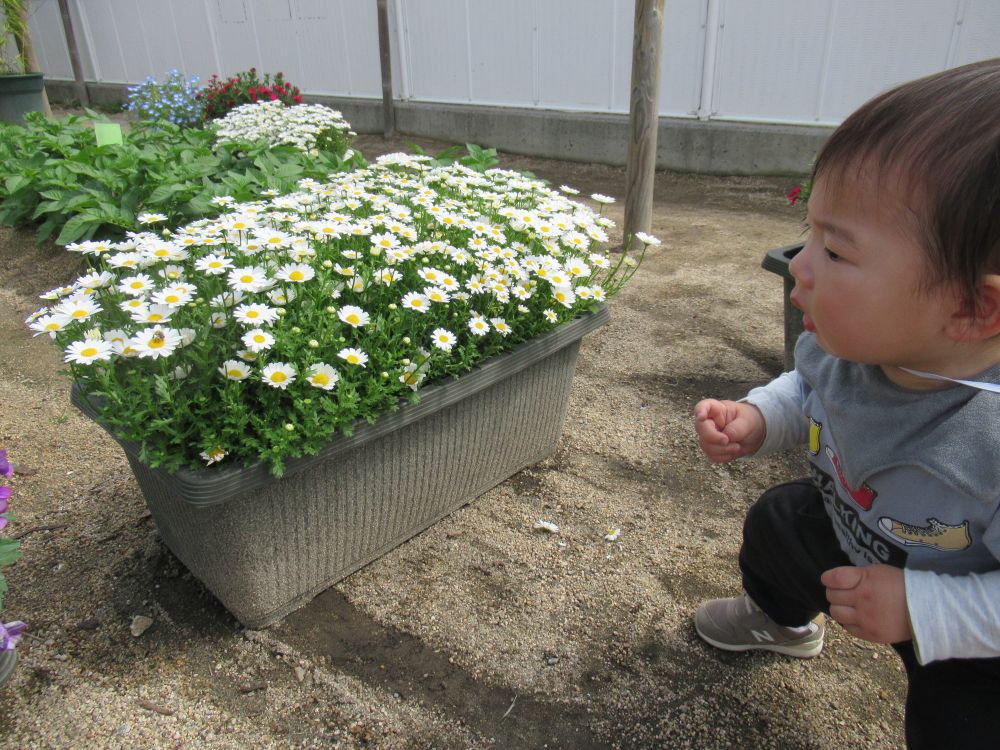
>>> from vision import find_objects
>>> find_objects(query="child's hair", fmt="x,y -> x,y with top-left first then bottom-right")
812,59 -> 1000,309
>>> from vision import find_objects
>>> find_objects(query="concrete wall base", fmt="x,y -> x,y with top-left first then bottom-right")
44,80 -> 829,176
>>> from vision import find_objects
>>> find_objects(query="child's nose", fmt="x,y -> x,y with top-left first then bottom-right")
789,243 -> 812,288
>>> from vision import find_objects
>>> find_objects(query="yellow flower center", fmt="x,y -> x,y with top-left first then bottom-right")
290,271 -> 304,281
165,295 -> 180,304
271,372 -> 286,382
311,373 -> 329,386
240,275 -> 254,284
253,334 -> 266,344
346,314 -> 360,325
149,338 -> 165,349
130,281 -> 144,289
346,355 -> 359,364
72,310 -> 88,319
81,347 -> 98,357
148,314 -> 163,322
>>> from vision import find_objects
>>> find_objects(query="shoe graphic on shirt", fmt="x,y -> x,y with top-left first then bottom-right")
877,516 -> 971,551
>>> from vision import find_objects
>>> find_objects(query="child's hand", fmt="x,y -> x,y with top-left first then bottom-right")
822,565 -> 912,644
693,399 -> 766,462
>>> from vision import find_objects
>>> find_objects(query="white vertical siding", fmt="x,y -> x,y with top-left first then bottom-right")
21,0 -> 1000,126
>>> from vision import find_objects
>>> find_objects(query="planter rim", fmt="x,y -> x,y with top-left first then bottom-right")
761,241 -> 803,280
72,304 -> 610,506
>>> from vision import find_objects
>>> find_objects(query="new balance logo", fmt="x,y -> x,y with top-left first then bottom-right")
751,629 -> 775,643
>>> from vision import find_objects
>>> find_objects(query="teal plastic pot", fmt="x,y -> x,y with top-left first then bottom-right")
0,73 -> 44,124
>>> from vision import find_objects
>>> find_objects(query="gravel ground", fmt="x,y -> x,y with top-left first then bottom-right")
0,132 -> 906,749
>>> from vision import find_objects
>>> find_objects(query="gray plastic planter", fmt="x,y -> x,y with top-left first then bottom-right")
73,306 -> 610,627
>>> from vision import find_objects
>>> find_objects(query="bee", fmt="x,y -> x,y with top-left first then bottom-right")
151,330 -> 166,344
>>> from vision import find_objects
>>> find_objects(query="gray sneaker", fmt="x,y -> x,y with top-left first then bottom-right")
694,593 -> 825,658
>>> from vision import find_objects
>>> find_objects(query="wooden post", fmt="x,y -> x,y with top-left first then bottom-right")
56,0 -> 89,106
376,0 -> 395,138
12,1 -> 51,115
623,0 -> 665,245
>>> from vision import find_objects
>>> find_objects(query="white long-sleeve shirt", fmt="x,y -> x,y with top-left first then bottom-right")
745,334 -> 1000,664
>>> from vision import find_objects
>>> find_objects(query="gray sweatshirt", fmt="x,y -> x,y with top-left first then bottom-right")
745,333 -> 1000,664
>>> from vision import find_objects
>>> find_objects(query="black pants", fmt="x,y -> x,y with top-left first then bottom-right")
739,479 -> 1000,750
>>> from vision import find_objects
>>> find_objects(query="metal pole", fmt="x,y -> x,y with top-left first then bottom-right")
376,0 -> 395,137
56,0 -> 88,106
623,0 -> 665,244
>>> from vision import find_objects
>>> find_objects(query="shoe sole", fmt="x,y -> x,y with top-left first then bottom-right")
695,623 -> 824,658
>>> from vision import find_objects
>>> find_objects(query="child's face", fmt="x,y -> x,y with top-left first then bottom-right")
789,171 -> 961,371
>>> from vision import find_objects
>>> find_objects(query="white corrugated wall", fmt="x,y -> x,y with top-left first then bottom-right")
20,0 -> 1000,126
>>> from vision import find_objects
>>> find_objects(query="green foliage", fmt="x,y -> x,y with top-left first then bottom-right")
0,0 -> 28,74
407,142 -> 500,171
0,111 -> 367,244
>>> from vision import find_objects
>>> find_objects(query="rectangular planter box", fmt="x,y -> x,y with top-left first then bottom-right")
73,306 -> 610,627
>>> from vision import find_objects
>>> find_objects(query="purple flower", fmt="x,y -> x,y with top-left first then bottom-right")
0,485 -> 9,512
0,516 -> 6,531
0,450 -> 11,478
0,621 -> 26,651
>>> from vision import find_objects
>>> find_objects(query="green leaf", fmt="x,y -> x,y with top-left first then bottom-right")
4,175 -> 30,193
56,214 -> 99,244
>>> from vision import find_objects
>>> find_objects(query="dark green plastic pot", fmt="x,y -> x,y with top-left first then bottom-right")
761,243 -> 805,371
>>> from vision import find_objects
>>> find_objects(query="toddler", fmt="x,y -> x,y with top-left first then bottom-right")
694,59 -> 1000,749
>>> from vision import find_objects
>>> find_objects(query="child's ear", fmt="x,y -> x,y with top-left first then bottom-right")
947,274 -> 1000,341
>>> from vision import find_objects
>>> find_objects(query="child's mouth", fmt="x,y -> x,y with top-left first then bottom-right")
802,313 -> 816,332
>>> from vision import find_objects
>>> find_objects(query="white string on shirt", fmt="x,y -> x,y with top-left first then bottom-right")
900,368 -> 1000,394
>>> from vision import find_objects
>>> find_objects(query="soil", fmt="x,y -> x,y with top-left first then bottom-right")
0,131 -> 907,749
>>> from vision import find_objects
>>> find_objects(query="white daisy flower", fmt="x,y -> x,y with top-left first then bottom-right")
151,284 -> 195,308
75,271 -> 114,290
559,185 -> 580,195
132,326 -> 182,359
424,286 -> 450,304
233,303 -> 279,326
119,273 -> 155,296
379,268 -> 402,286
242,328 -> 275,353
490,318 -> 511,336
589,253 -> 611,269
401,292 -> 430,313
261,362 -> 296,389
305,363 -> 340,390
130,304 -> 175,325
137,212 -> 168,224
338,305 -> 370,328
274,263 -> 316,283
468,315 -> 490,336
53,294 -> 102,322
64,339 -> 113,365
591,193 -> 615,204
29,314 -> 70,337
200,447 -> 228,465
338,347 -> 368,367
552,285 -> 577,308
194,254 -> 234,275
591,285 -> 607,302
267,287 -> 296,306
431,328 -> 456,351
634,231 -> 661,246
227,266 -> 271,293
544,309 -> 559,322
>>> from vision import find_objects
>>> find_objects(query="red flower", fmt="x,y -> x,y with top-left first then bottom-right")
293,95 -> 303,104
787,185 -> 803,206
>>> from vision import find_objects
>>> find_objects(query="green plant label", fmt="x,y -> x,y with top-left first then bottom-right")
94,122 -> 123,147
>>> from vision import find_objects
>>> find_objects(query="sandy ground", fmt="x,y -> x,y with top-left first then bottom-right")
0,133 -> 907,749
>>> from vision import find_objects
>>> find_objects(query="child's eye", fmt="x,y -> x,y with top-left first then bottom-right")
825,247 -> 841,261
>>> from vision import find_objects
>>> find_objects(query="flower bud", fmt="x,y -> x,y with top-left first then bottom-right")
326,305 -> 336,314
284,423 -> 295,431
322,259 -> 333,268
402,336 -> 411,345
291,326 -> 301,334
308,339 -> 319,348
